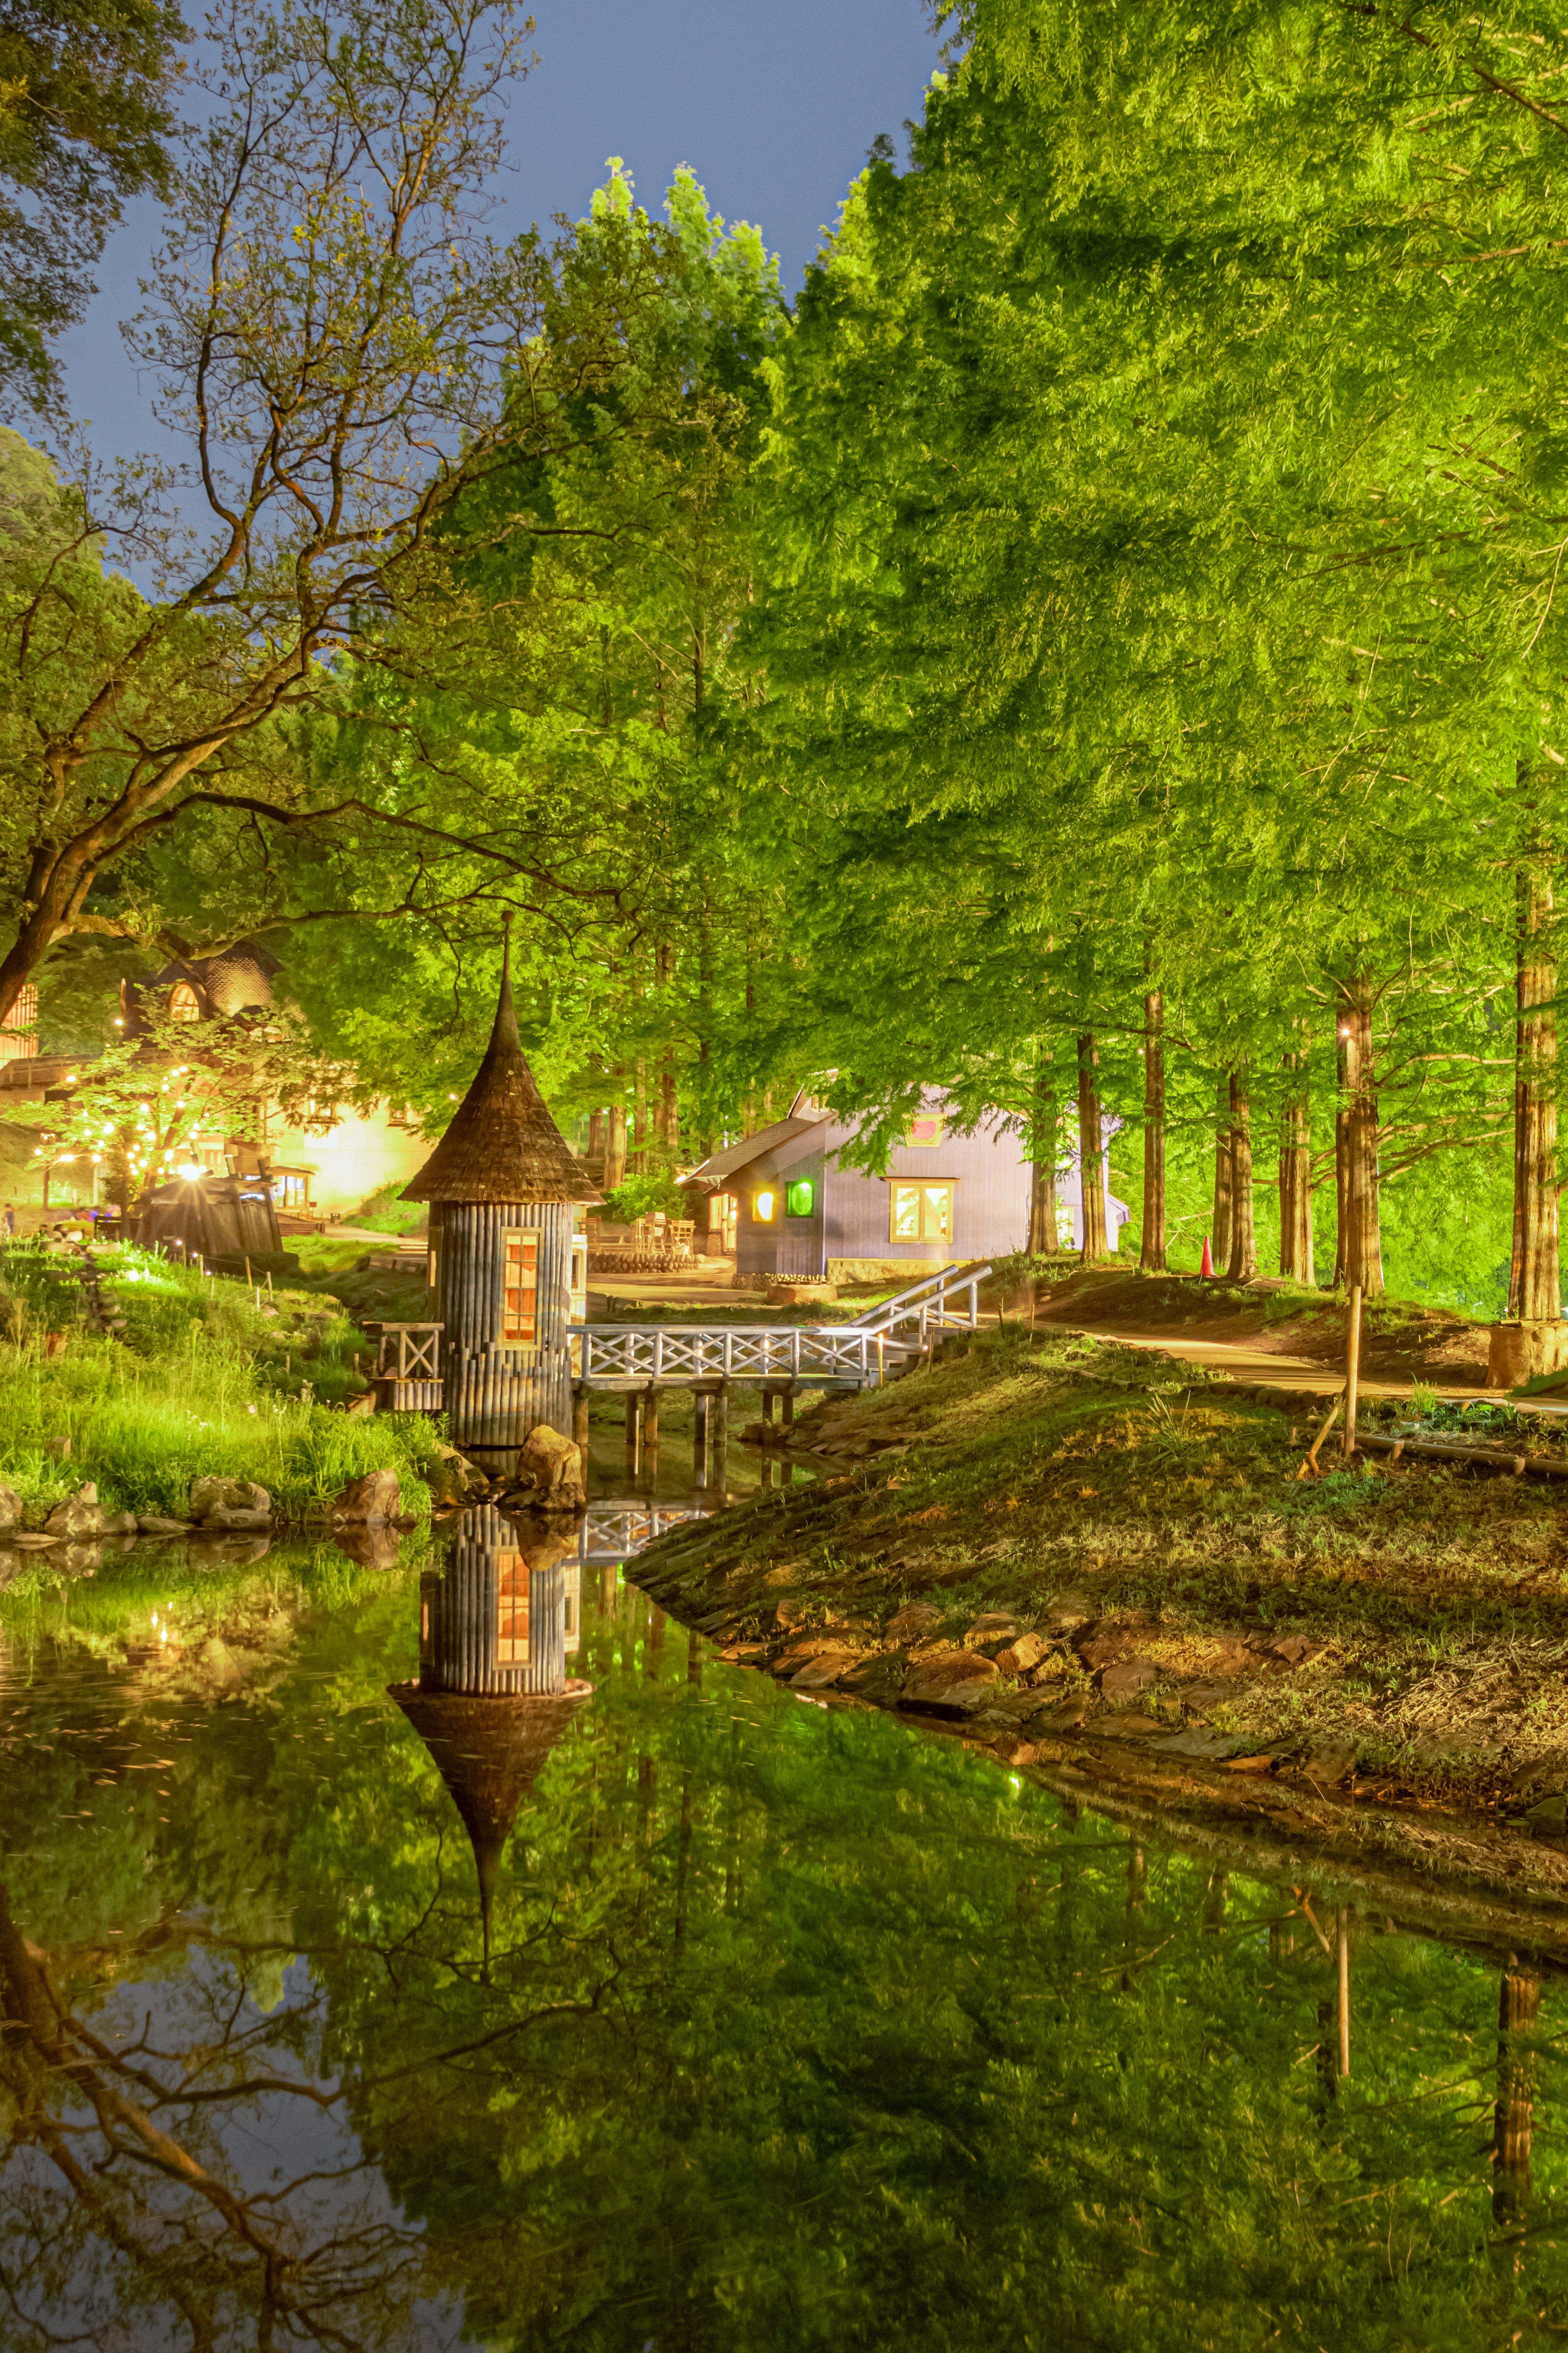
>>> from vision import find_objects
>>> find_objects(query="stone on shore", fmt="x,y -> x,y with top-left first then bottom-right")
189,1477 -> 271,1526
44,1483 -> 104,1539
330,1469 -> 401,1526
512,1425 -> 586,1509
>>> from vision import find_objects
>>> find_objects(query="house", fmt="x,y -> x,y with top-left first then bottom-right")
684,1088 -> 1130,1286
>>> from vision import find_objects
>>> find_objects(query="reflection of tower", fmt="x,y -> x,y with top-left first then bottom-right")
400,922 -> 600,1454
391,1505 -> 592,1965
1494,1957 -> 1542,2227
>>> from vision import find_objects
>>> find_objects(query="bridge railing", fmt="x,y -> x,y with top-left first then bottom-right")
850,1262 -> 992,1343
579,1501 -> 713,1561
569,1321 -> 914,1389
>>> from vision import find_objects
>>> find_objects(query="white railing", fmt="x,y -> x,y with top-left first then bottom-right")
578,1502 -> 713,1561
849,1261 -> 991,1343
570,1322 -> 911,1388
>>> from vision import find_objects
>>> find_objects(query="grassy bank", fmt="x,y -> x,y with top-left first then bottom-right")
628,1324 -> 1568,1818
0,1240 -> 445,1523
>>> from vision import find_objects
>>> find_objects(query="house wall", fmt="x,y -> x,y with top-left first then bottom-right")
261,1102 -> 428,1216
736,1114 -> 1031,1280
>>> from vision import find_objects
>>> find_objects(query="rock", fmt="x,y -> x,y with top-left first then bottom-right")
774,1599 -> 808,1629
203,1505 -> 271,1531
12,1532 -> 60,1549
330,1469 -> 401,1526
1099,1657 -> 1159,1703
513,1424 -> 587,1508
900,1649 -> 1002,1713
98,1511 -> 139,1535
55,1541 -> 102,1577
995,1631 -> 1051,1675
331,1522 -> 403,1572
1261,1634 -> 1319,1668
137,1515 -> 192,1535
1149,1727 -> 1257,1762
886,1603 -> 942,1642
1040,1591 -> 1091,1631
789,1652 -> 855,1691
189,1476 -> 270,1523
1174,1678 -> 1238,1713
45,1435 -> 71,1460
840,1650 -> 911,1704
345,1392 -> 377,1418
0,1487 -> 20,1532
987,1734 -> 1038,1765
425,1445 -> 487,1507
1076,1617 -> 1155,1671
1091,1713 -> 1162,1740
1032,1696 -> 1090,1732
1524,1791 -> 1568,1832
1298,1735 -> 1359,1785
193,1635 -> 243,1686
44,1485 -> 104,1539
965,1611 -> 1021,1642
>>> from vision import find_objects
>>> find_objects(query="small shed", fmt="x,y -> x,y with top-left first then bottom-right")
685,1088 -> 1129,1283
135,1171 -> 281,1263
401,929 -> 601,1454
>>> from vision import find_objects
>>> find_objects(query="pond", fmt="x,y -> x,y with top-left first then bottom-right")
1,1458 -> 1565,2350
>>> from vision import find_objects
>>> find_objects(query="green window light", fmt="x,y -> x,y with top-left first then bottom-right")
785,1178 -> 815,1218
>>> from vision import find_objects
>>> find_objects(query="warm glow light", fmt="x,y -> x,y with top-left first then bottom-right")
176,1163 -> 204,1180
754,1189 -> 776,1223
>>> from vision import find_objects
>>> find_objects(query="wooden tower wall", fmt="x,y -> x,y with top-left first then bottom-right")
418,1503 -> 568,1695
436,1198 -> 575,1449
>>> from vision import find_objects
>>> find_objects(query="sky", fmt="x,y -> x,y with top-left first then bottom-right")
56,0 -> 944,466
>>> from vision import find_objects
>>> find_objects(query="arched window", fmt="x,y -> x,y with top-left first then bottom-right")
168,981 -> 200,1021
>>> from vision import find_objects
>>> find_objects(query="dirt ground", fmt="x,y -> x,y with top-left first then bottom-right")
627,1320 -> 1568,1909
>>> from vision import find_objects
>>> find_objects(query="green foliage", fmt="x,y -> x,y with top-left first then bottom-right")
600,1169 -> 688,1222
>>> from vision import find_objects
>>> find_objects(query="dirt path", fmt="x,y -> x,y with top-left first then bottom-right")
1047,1320 -> 1474,1403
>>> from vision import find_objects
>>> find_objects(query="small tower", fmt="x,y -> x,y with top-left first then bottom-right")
401,923 -> 599,1456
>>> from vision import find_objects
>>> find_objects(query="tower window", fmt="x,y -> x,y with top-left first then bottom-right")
496,1554 -> 530,1664
502,1230 -> 539,1343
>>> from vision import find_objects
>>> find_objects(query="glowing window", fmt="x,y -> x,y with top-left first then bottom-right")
785,1178 -> 815,1218
753,1189 -> 777,1224
502,1229 -> 539,1343
889,1181 -> 954,1244
906,1111 -> 946,1148
272,1169 -> 311,1209
496,1553 -> 530,1664
168,981 -> 200,1021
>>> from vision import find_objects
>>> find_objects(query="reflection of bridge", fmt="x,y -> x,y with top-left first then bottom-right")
577,1501 -> 715,1563
569,1263 -> 990,1394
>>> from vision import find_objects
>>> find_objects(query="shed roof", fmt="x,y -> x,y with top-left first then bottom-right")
685,1113 -> 827,1187
402,930 -> 600,1206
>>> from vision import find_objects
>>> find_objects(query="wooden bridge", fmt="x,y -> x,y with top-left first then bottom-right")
576,1501 -> 714,1563
568,1262 -> 990,1396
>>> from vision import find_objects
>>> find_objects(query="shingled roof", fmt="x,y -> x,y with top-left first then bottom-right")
402,928 -> 601,1206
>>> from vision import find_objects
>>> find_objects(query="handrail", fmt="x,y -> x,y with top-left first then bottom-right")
851,1262 -> 992,1337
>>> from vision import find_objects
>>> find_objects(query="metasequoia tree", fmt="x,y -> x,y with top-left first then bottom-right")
0,0 -> 685,1035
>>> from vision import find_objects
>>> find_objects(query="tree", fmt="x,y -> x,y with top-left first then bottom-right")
0,0 -> 183,410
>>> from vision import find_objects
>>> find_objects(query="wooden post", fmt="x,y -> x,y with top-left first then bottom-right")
693,1385 -> 710,1478
624,1390 -> 640,1463
1342,1283 -> 1363,1456
1335,1905 -> 1350,2079
780,1383 -> 795,1427
643,1382 -> 659,1454
572,1387 -> 590,1451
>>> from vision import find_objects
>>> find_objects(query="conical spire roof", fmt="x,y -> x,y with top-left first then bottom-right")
402,921 -> 601,1205
390,1682 -> 594,1958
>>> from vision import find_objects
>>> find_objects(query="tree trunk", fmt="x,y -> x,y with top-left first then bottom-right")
1028,1049 -> 1058,1256
1509,859 -> 1559,1323
1493,1958 -> 1541,2227
1278,1042 -> 1314,1284
587,1108 -> 606,1169
1140,984 -> 1166,1272
1336,979 -> 1383,1295
631,1057 -> 648,1175
1077,1033 -> 1107,1259
1211,1073 -> 1234,1272
605,1090 -> 627,1193
1226,1068 -> 1256,1280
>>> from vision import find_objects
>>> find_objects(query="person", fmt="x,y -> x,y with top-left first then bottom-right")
2,1203 -> 13,1237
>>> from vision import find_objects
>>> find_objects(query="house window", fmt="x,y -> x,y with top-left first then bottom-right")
272,1168 -> 312,1210
496,1553 -> 530,1665
785,1178 -> 815,1218
889,1181 -> 955,1244
906,1111 -> 946,1148
753,1188 -> 777,1224
168,981 -> 201,1021
388,1103 -> 418,1129
502,1229 -> 539,1343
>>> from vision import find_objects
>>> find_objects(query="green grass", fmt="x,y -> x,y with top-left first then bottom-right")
0,1240 -> 445,1522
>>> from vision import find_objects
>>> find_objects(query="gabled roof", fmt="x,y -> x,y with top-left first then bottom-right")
685,1112 -> 829,1188
403,928 -> 600,1206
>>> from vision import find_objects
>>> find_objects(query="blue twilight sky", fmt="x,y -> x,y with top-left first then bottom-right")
55,0 -> 943,466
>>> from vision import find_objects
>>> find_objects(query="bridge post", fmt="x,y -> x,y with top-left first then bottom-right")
572,1386 -> 590,1452
642,1382 -> 660,1461
624,1389 -> 641,1468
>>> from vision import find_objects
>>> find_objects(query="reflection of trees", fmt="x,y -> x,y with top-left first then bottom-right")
5,1545 -> 1568,2352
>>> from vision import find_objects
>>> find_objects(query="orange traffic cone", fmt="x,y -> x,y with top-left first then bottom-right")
1200,1234 -> 1214,1278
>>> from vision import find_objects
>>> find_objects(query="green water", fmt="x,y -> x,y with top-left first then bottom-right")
1,1514 -> 1566,2351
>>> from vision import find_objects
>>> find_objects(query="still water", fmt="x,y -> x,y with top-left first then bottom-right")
1,1479 -> 1566,2351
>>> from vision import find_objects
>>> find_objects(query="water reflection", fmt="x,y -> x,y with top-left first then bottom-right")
0,1505 -> 1566,2349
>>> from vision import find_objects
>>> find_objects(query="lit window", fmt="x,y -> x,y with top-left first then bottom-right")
889,1181 -> 954,1243
168,981 -> 200,1021
272,1169 -> 311,1210
502,1230 -> 539,1342
753,1189 -> 777,1223
785,1178 -> 815,1218
906,1111 -> 946,1148
388,1103 -> 418,1129
496,1554 -> 530,1664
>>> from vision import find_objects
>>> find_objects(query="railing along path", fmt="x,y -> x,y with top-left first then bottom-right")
570,1262 -> 990,1392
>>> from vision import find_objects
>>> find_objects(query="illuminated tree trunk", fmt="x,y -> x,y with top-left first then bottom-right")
1335,979 -> 1383,1295
1493,1958 -> 1541,2227
630,1057 -> 648,1175
1140,982 -> 1166,1272
1077,1033 -> 1107,1258
1509,861 -> 1559,1323
605,1088 -> 628,1192
1211,1073 -> 1234,1272
1278,1041 -> 1314,1283
1226,1068 -> 1256,1281
1028,1051 -> 1059,1256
